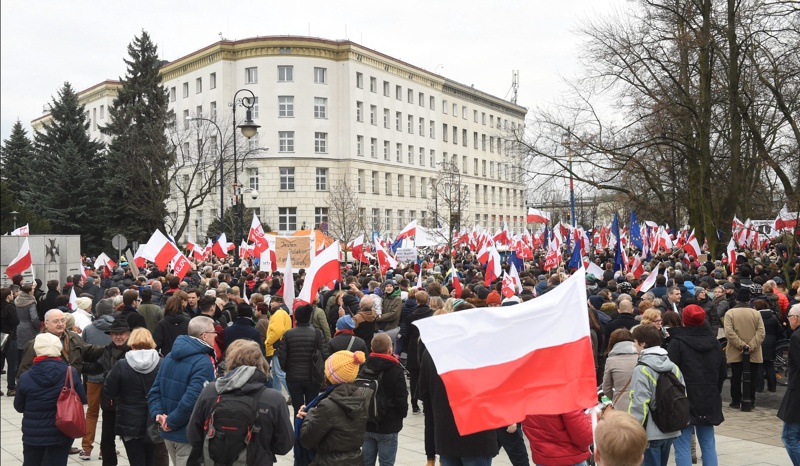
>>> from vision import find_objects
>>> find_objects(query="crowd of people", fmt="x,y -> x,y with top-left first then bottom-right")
1,240 -> 799,466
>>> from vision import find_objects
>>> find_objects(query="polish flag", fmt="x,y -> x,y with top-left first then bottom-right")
681,229 -> 701,259
94,253 -> 117,272
544,241 -> 560,271
501,272 -> 516,298
726,239 -> 737,275
509,262 -> 522,293
185,233 -> 198,252
5,238 -> 32,279
283,251 -> 295,312
348,234 -> 369,264
68,287 -> 78,311
10,224 -> 29,236
493,222 -> 510,245
485,246 -> 502,286
526,208 -> 550,224
133,245 -> 147,269
396,220 -> 417,240
211,234 -> 229,259
248,212 -> 269,256
657,227 -> 674,251
374,238 -> 397,274
172,253 -> 192,281
297,242 -> 341,306
452,275 -> 463,298
584,261 -> 604,279
414,267 -> 596,435
145,230 -> 180,271
636,263 -> 661,293
476,243 -> 490,265
630,255 -> 644,279
239,240 -> 249,260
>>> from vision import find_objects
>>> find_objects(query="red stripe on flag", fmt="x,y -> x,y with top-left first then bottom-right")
154,243 -> 178,270
439,336 -> 596,436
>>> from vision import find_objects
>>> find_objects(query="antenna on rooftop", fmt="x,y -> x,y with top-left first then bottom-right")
511,70 -> 519,104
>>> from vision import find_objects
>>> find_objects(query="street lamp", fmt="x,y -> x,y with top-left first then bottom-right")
230,89 -> 260,264
10,211 -> 19,230
562,128 -> 576,228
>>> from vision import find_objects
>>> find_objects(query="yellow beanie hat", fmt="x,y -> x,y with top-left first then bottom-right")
325,350 -> 366,384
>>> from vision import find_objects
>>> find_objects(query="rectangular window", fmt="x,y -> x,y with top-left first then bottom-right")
371,208 -> 379,231
407,115 -> 413,134
409,176 -> 416,197
169,87 -> 176,102
462,129 -> 467,147
482,160 -> 487,177
443,124 -> 448,142
315,132 -> 327,153
419,147 -> 425,166
474,110 -> 478,122
421,177 -> 427,198
313,97 -> 327,118
490,115 -> 494,128
210,101 -> 217,120
462,105 -> 467,119
316,168 -> 328,191
419,117 -> 424,135
356,72 -> 363,89
396,143 -> 402,162
418,92 -> 424,107
279,167 -> 295,191
383,81 -> 390,97
279,96 -> 294,117
383,108 -> 389,128
182,82 -> 189,98
356,101 -> 363,122
372,171 -> 379,194
482,134 -> 487,151
370,76 -> 377,92
396,85 -> 402,100
398,210 -> 404,228
474,132 -> 479,149
453,103 -> 457,115
490,136 -> 495,153
407,89 -> 413,103
453,126 -> 458,145
196,105 -> 203,117
248,167 -> 259,190
277,66 -> 293,82
196,77 -> 202,94
370,105 -> 377,125
474,158 -> 478,175
210,72 -> 216,89
315,207 -> 328,228
429,96 -> 435,110
99,105 -> 105,119
279,131 -> 294,152
421,210 -> 428,226
357,135 -> 364,156
385,209 -> 392,231
314,67 -> 327,84
183,109 -> 189,129
462,155 -> 468,173
429,149 -> 435,167
385,174 -> 392,195
408,145 -> 414,165
429,120 -> 435,139
278,207 -> 297,233
398,175 -> 404,196
370,138 -> 377,158
384,140 -> 390,160
443,100 -> 448,114
246,67 -> 258,84
490,161 -> 495,177
482,112 -> 486,125
358,170 -> 365,193
395,111 -> 401,131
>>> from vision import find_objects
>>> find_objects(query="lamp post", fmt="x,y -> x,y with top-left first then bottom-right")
230,89 -> 260,264
10,211 -> 19,230
562,128 -> 576,228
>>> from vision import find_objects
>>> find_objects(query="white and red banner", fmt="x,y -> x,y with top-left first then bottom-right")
374,238 -> 397,274
144,230 -> 180,271
726,238 -> 737,275
172,253 -> 192,281
526,208 -> 550,224
211,233 -> 229,259
348,234 -> 368,264
396,220 -> 417,240
5,238 -> 32,279
636,263 -> 661,293
94,253 -> 117,272
297,241 -> 341,306
10,224 -> 29,236
413,267 -> 596,435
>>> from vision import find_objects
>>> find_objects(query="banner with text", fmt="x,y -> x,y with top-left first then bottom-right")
275,236 -> 312,271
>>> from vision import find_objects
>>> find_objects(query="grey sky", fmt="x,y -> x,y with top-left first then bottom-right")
1,0 -> 622,142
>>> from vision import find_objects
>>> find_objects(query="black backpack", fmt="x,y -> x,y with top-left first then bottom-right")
354,365 -> 388,427
639,362 -> 690,433
202,387 -> 266,466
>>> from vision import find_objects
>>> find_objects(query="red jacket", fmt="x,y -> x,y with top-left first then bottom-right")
522,410 -> 592,466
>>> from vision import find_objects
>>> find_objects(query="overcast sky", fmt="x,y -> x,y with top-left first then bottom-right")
1,0 -> 624,143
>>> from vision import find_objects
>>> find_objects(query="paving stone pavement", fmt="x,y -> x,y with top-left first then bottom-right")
1,371 -> 793,465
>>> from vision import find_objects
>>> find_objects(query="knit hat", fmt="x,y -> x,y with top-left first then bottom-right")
737,287 -> 751,303
34,333 -> 62,358
325,350 -> 365,384
75,297 -> 92,311
336,315 -> 356,331
682,304 -> 706,327
486,290 -> 502,305
722,282 -> 735,290
694,287 -> 707,297
475,286 -> 489,300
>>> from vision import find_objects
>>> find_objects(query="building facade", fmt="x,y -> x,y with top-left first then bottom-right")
33,36 -> 528,240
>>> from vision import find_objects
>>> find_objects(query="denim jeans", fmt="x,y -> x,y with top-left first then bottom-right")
674,425 -> 717,466
287,382 -> 320,417
440,456 -> 493,466
362,431 -> 399,466
497,425 -> 530,466
271,356 -> 288,395
642,438 -> 674,466
783,422 -> 800,465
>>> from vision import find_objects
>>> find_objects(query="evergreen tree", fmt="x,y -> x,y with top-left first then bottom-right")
101,30 -> 174,244
1,120 -> 35,204
30,82 -> 106,251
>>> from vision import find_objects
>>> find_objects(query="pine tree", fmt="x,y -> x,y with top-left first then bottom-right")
101,30 -> 174,244
30,82 -> 106,250
1,120 -> 35,204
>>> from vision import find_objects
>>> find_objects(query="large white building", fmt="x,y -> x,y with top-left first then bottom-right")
33,36 -> 528,240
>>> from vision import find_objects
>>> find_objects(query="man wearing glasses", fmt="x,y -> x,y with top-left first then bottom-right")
148,316 -> 216,466
778,304 -> 800,464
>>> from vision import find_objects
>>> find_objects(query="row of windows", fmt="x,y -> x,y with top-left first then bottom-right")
357,209 -> 527,234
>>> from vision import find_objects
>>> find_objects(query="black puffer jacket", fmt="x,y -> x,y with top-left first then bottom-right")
404,304 -> 433,370
666,326 -> 726,426
154,313 -> 190,356
759,309 -> 784,361
696,295 -> 720,335
362,353 -> 408,434
327,330 -> 367,355
299,383 -> 372,465
102,349 -> 161,437
397,298 -> 417,352
277,324 -> 327,384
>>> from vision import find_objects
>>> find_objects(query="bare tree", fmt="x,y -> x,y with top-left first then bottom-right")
326,178 -> 362,253
428,160 -> 471,254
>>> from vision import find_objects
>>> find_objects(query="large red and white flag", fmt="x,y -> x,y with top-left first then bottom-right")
484,245 -> 502,286
248,212 -> 269,256
414,267 -> 596,435
636,263 -> 661,293
726,238 -> 737,275
172,253 -> 192,281
185,233 -> 198,252
374,238 -> 397,274
297,242 -> 341,306
94,253 -> 117,271
396,220 -> 417,240
630,255 -> 644,279
526,208 -> 550,224
144,230 -> 180,271
544,240 -> 561,271
10,224 -> 29,236
501,272 -> 516,298
211,233 -> 229,259
133,245 -> 147,269
348,234 -> 369,264
68,287 -> 78,311
681,229 -> 701,259
5,238 -> 32,279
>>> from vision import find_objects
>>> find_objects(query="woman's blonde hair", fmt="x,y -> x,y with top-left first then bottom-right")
435,298 -> 456,316
429,296 -> 444,312
225,340 -> 269,375
640,308 -> 662,325
129,328 -> 156,350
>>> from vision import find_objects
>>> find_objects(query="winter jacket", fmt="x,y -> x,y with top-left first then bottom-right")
376,292 -> 402,331
396,298 -> 417,352
276,324 -> 326,384
15,358 -> 87,446
38,289 -> 60,321
353,308 -> 376,355
187,366 -> 294,466
759,309 -> 784,361
148,335 -> 216,443
522,410 -> 592,466
602,341 -> 638,407
603,313 -> 637,345
327,330 -> 367,355
404,304 -> 433,370
2,300 -> 20,340
299,383 -> 372,465
114,305 -> 146,330
224,317 -> 266,355
266,308 -> 291,357
91,342 -> 130,394
137,302 -> 163,334
696,295 -> 720,335
713,296 -> 729,331
14,294 -> 38,337
82,315 -> 114,383
83,282 -> 105,310
154,313 -> 190,356
221,300 -> 238,325
418,350 -> 499,458
311,306 -> 331,343
103,349 -> 161,437
17,329 -> 104,380
362,353 -> 408,434
667,326 -> 726,426
777,330 -> 800,424
724,306 -> 766,363
626,347 -> 684,440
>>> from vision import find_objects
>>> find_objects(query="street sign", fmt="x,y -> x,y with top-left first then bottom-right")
111,234 -> 127,251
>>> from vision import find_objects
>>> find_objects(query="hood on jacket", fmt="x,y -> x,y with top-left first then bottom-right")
638,347 -> 676,372
126,349 -> 161,373
215,365 -> 268,394
365,353 -> 400,373
169,335 -> 214,361
608,341 -> 637,357
91,315 -> 116,331
329,383 -> 369,419
29,358 -> 70,387
668,326 -> 718,353
15,291 -> 36,308
683,281 -> 695,295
